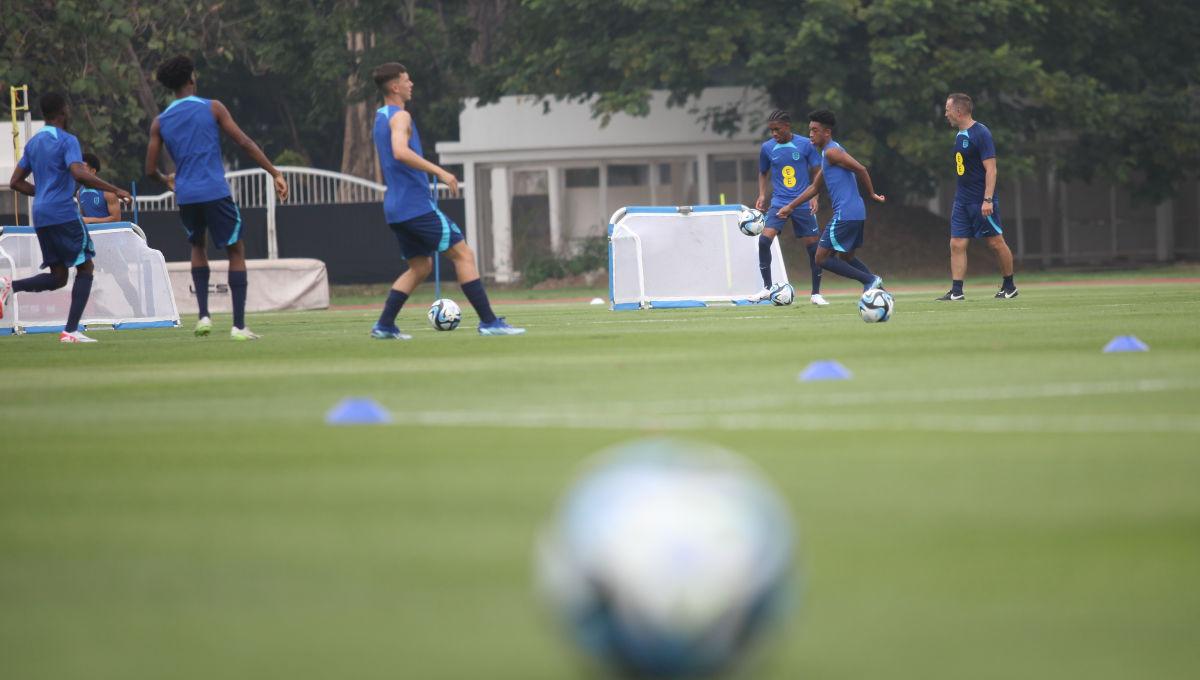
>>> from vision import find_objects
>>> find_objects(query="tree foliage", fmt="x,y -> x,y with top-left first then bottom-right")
2,1 -> 1195,200
478,0 -> 1199,200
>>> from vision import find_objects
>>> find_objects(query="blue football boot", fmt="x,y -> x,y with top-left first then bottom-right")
477,317 -> 526,336
370,324 -> 412,340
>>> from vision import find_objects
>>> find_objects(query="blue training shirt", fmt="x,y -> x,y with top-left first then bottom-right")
373,105 -> 434,224
953,122 -> 996,205
157,96 -> 231,205
820,141 -> 866,222
17,125 -> 84,227
79,188 -> 110,219
759,135 -> 821,208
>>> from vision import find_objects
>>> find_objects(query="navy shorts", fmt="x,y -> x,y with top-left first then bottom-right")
819,217 -> 865,253
179,197 -> 243,249
36,219 -> 94,269
765,206 -> 819,238
390,209 -> 465,260
951,199 -> 1004,238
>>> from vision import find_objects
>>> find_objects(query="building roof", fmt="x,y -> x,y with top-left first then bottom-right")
436,86 -> 770,164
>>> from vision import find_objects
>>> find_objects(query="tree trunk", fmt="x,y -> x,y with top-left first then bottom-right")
340,31 -> 378,182
126,40 -> 173,172
467,0 -> 511,65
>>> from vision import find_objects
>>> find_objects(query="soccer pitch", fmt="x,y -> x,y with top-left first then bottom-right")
3,278 -> 1199,679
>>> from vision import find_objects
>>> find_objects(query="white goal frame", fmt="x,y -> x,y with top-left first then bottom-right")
607,205 -> 788,310
0,222 -> 181,336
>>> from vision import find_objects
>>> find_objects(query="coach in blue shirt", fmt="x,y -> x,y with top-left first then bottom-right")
937,93 -> 1018,301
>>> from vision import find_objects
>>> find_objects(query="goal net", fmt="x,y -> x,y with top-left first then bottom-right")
0,222 -> 180,335
608,205 -> 788,309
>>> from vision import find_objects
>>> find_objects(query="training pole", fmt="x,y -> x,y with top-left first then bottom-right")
432,175 -> 441,300
10,85 -> 28,225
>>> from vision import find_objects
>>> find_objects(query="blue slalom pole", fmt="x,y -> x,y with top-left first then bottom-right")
432,175 -> 441,300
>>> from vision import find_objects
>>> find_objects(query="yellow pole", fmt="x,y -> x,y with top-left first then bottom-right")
10,85 -> 29,225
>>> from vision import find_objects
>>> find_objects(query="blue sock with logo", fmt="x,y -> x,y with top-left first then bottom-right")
228,269 -> 248,329
821,256 -> 873,286
192,266 -> 210,318
758,236 -> 773,288
461,278 -> 497,324
378,289 -> 408,328
64,273 -> 93,333
806,242 -> 822,294
13,272 -> 61,292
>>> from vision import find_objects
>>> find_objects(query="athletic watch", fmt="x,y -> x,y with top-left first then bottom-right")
983,197 -> 994,203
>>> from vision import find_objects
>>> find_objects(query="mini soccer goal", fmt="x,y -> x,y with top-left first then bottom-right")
608,205 -> 788,310
0,222 -> 180,335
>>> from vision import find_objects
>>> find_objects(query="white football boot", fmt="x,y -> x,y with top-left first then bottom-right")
60,330 -> 98,343
230,327 -> 261,341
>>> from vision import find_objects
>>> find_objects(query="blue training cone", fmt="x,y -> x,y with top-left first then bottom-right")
326,398 -> 393,425
798,360 -> 852,382
1103,335 -> 1149,353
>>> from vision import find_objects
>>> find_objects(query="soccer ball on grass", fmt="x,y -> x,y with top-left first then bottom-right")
427,298 -> 462,331
536,438 -> 796,678
858,288 -> 894,323
769,282 -> 795,306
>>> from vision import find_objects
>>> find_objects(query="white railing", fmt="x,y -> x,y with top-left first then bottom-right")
135,166 -> 465,259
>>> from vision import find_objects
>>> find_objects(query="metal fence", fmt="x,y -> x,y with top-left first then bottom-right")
135,166 -> 464,259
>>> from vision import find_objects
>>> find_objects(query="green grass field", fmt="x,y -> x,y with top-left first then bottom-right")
3,277 -> 1199,679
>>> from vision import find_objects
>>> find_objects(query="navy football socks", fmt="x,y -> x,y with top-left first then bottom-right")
848,257 -> 872,275
378,289 -> 409,328
461,278 -> 497,324
13,272 -> 60,293
228,269 -> 248,329
1002,275 -> 1015,290
805,242 -> 822,294
65,273 -> 93,333
952,279 -> 964,294
192,266 -> 211,318
821,256 -> 874,286
758,236 -> 773,288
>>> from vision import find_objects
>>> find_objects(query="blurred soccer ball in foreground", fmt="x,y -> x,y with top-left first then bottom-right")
737,207 -> 765,236
858,288 -> 894,323
536,439 -> 796,678
769,282 -> 795,306
427,298 -> 462,331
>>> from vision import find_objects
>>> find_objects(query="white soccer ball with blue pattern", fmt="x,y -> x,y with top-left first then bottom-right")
737,207 -> 765,236
536,438 -> 796,679
769,282 -> 795,306
427,298 -> 462,331
858,288 -> 894,323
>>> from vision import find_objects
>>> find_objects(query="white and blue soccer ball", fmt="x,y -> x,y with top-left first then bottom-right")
769,282 -> 795,306
737,207 -> 765,236
858,288 -> 894,323
427,298 -> 462,331
536,438 -> 796,678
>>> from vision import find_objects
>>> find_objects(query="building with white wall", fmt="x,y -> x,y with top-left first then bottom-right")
436,87 -> 771,282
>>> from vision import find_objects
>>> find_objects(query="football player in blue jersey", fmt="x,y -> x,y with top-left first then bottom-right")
79,153 -> 122,224
937,93 -> 1017,301
145,55 -> 289,340
751,110 -> 827,305
778,110 -> 886,293
368,62 -> 523,339
1,93 -> 132,342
